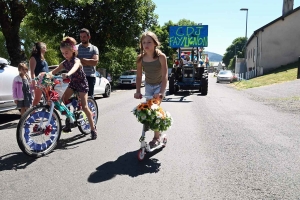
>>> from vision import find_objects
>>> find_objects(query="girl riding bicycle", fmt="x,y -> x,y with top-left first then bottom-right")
48,36 -> 97,140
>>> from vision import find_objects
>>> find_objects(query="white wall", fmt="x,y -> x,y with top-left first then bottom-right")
246,8 -> 300,74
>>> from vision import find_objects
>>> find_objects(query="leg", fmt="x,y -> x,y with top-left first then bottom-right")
149,83 -> 165,147
154,131 -> 160,140
20,107 -> 26,115
61,88 -> 74,133
32,88 -> 42,106
79,92 -> 97,139
62,87 -> 74,103
86,76 -> 96,98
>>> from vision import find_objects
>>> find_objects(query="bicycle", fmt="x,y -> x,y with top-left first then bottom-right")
16,73 -> 99,158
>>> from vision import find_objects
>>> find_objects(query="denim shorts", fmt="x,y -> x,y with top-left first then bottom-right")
145,83 -> 165,100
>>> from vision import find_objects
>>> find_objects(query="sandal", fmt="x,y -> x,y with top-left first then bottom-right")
149,137 -> 160,148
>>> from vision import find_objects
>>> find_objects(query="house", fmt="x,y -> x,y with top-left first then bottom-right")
245,1 -> 300,75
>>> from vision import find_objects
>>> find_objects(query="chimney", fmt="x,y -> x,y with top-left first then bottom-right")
282,0 -> 294,16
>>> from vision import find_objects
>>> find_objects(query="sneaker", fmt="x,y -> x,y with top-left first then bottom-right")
62,118 -> 73,133
91,129 -> 97,140
149,138 -> 160,149
62,126 -> 72,133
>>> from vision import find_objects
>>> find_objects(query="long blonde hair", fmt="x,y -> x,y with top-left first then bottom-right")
138,31 -> 162,62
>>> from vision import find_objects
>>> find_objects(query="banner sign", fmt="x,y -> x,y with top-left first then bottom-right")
169,25 -> 208,48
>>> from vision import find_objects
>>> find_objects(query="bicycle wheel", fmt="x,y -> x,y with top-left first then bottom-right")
78,97 -> 99,135
16,105 -> 62,157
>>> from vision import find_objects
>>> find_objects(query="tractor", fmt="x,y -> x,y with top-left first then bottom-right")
168,25 -> 209,95
168,47 -> 208,95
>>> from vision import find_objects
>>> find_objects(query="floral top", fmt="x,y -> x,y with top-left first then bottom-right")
63,57 -> 89,93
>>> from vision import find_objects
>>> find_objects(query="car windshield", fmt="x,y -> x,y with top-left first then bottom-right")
219,71 -> 232,75
122,71 -> 137,75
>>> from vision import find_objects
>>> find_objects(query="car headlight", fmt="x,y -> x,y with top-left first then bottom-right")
184,74 -> 188,77
190,74 -> 193,77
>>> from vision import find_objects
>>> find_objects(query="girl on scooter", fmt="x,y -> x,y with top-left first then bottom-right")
134,31 -> 168,148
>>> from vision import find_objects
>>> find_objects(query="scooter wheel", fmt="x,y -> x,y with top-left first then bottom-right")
137,149 -> 146,161
163,137 -> 167,145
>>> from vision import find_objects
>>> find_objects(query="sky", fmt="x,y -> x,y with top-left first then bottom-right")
152,0 -> 300,56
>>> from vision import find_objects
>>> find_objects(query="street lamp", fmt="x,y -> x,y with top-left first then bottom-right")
240,8 -> 248,39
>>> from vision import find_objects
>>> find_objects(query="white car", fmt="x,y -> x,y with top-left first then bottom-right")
118,70 -> 145,87
216,70 -> 234,83
0,57 -> 19,112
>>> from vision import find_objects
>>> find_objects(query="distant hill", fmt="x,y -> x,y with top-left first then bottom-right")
204,51 -> 223,62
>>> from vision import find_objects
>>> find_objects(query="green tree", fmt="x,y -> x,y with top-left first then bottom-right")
0,0 -> 30,65
222,37 -> 247,68
99,46 -> 137,80
0,31 -> 9,59
27,0 -> 157,54
228,57 -> 236,71
177,19 -> 198,26
0,0 -> 157,66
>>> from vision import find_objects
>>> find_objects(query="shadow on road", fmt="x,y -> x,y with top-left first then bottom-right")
0,112 -> 20,130
94,96 -> 104,100
88,149 -> 162,183
163,91 -> 196,103
0,152 -> 36,171
56,133 -> 91,150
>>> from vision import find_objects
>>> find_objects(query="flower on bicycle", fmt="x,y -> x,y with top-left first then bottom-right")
132,98 -> 173,132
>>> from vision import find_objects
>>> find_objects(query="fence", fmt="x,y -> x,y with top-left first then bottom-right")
235,69 -> 256,81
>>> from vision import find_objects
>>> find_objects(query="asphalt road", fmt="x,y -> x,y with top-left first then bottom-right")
1,75 -> 300,199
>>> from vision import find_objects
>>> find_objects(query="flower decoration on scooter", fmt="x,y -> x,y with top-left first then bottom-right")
132,98 -> 173,132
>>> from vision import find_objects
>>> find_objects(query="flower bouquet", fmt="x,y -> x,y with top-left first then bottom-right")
132,98 -> 173,132
35,73 -> 54,87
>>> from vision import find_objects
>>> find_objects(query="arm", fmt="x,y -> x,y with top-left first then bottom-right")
80,54 -> 99,66
66,59 -> 81,76
156,54 -> 168,97
50,63 -> 64,76
12,78 -> 17,100
134,55 -> 143,99
29,57 -> 36,85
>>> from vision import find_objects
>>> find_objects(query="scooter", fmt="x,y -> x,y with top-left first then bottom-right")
136,95 -> 167,161
137,124 -> 167,161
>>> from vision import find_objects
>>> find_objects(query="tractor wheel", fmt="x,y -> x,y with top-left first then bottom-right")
200,69 -> 208,95
169,74 -> 175,95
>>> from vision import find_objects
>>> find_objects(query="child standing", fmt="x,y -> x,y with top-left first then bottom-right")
48,36 -> 98,140
12,63 -> 33,115
134,31 -> 168,148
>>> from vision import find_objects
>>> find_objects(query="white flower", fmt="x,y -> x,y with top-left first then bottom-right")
156,111 -> 163,118
141,115 -> 146,120
151,104 -> 159,110
155,119 -> 160,124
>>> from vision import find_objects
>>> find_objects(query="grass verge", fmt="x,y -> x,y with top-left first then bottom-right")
233,61 -> 298,90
